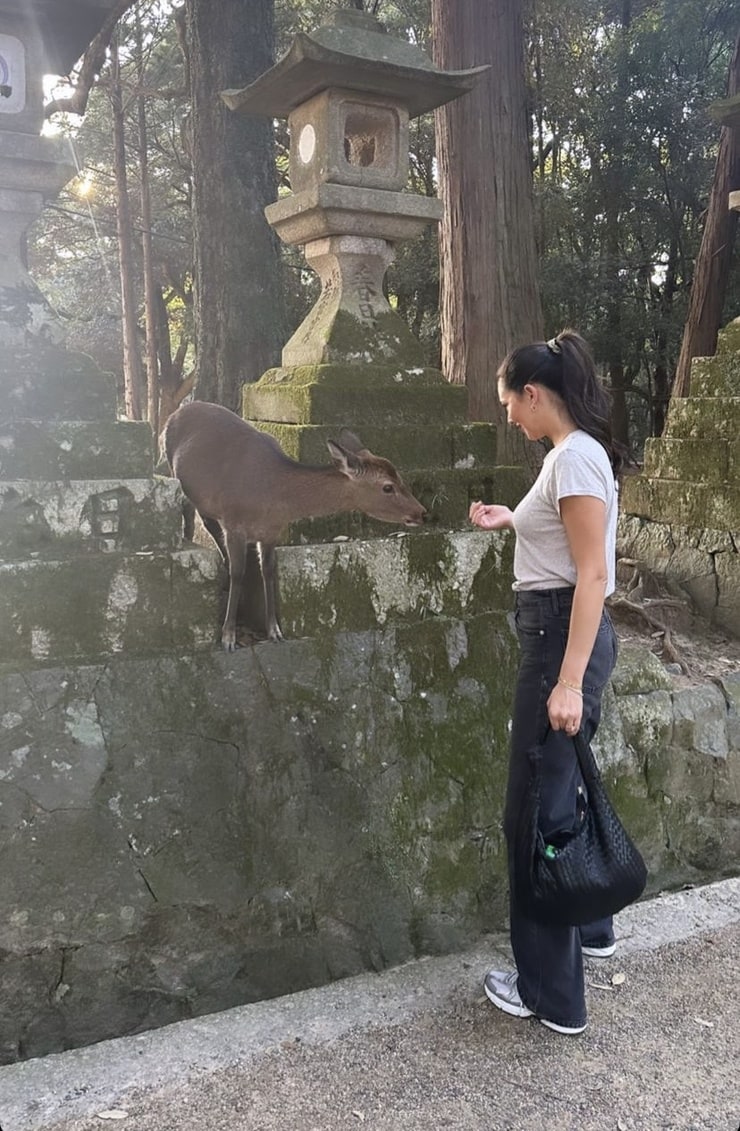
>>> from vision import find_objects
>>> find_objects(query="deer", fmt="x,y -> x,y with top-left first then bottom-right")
162,401 -> 426,649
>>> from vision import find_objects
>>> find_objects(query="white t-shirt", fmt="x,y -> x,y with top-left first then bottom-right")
512,430 -> 617,594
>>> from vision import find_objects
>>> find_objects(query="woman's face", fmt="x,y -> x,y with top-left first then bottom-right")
498,378 -> 540,441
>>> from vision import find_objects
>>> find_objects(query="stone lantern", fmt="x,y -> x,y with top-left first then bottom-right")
0,0 -> 119,348
223,9 -> 486,371
220,11 -> 528,534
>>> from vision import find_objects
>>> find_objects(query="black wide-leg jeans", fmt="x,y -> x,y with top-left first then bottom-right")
503,586 -> 619,1029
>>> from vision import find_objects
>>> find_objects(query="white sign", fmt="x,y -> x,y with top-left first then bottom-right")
0,34 -> 26,114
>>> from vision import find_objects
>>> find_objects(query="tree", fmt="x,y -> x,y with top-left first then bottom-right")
673,30 -> 740,398
184,0 -> 285,410
431,0 -> 544,457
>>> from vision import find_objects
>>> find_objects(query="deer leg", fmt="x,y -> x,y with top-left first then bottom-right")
182,497 -> 196,542
258,542 -> 283,642
201,514 -> 228,564
222,530 -> 247,651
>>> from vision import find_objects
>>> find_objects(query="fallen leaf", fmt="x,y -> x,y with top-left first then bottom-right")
352,1112 -> 366,1123
96,1112 -> 129,1121
693,1017 -> 714,1028
617,1120 -> 628,1130
611,972 -> 626,986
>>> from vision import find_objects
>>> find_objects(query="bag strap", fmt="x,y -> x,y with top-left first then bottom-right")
572,729 -> 602,787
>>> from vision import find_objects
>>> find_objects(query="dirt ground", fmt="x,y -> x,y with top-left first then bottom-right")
607,566 -> 740,686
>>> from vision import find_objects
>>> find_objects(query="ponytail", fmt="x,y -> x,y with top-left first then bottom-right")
497,329 -> 626,477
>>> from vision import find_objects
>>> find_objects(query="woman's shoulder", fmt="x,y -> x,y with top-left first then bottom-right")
551,431 -> 615,493
559,430 -> 612,468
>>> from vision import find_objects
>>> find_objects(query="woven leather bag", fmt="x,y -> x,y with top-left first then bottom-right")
513,730 -> 647,926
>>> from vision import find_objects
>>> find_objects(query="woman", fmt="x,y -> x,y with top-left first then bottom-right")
469,329 -> 624,1035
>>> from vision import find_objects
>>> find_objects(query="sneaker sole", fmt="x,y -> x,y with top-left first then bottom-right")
483,979 -> 533,1019
540,1017 -> 588,1035
582,943 -> 617,958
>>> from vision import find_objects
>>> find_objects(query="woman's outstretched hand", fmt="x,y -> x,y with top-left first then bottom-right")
469,501 -> 514,531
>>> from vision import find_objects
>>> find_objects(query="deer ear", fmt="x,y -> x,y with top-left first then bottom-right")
335,429 -> 366,455
327,439 -> 363,477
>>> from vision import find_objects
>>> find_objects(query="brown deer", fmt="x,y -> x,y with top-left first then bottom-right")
162,401 -> 426,648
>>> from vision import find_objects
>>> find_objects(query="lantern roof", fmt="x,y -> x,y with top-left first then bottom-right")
1,0 -> 121,74
222,9 -> 487,120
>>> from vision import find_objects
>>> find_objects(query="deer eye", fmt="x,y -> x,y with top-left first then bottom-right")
382,483 -> 395,494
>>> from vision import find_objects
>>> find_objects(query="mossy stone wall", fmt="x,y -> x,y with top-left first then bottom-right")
620,319 -> 740,634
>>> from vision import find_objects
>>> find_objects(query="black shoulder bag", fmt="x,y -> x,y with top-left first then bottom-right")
513,729 -> 647,926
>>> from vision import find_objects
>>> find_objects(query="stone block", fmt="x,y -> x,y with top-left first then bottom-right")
616,690 -> 674,765
672,684 -> 729,758
0,346 -> 116,421
0,420 -> 154,480
664,397 -> 740,441
451,423 -> 498,469
642,437 -> 729,483
689,353 -> 740,397
276,529 -> 514,637
611,644 -> 674,694
621,477 -> 740,531
243,364 -> 468,427
249,420 -> 497,473
0,478 -> 183,560
251,421 -> 454,469
665,545 -> 717,620
616,512 -> 674,572
0,551 -> 219,667
715,550 -> 740,637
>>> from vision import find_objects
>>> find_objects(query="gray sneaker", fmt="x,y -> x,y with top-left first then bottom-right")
483,968 -> 587,1035
483,969 -> 533,1018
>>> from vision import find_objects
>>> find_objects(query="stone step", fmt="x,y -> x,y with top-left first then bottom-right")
274,529 -> 514,639
0,548 -> 222,669
0,478 -> 184,560
621,474 -> 740,531
642,437 -> 739,484
250,420 -> 498,471
689,352 -> 740,397
664,397 -> 740,440
243,364 -> 469,427
0,531 -> 514,667
0,420 -> 155,479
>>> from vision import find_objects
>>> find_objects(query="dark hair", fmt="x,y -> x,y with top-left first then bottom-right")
497,328 -> 626,476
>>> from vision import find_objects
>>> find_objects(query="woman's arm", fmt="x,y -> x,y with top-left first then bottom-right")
547,494 -> 608,732
469,501 -> 515,530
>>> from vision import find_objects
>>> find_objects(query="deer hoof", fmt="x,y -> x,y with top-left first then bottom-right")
221,629 -> 238,651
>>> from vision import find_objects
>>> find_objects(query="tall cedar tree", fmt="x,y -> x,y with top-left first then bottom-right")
673,30 -> 740,399
185,0 -> 284,410
431,0 -> 543,465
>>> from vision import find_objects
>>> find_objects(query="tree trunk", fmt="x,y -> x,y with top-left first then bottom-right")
431,0 -> 544,466
111,33 -> 144,420
185,0 -> 284,411
135,6 -> 160,437
673,31 -> 740,399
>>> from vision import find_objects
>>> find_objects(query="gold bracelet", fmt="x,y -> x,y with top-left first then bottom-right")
557,677 -> 583,695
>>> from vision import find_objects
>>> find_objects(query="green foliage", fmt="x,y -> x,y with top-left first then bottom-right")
33,1 -> 192,378
530,0 -> 738,450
